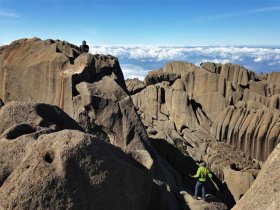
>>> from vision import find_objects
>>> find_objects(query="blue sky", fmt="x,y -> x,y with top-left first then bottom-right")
0,0 -> 280,46
1,0 -> 279,79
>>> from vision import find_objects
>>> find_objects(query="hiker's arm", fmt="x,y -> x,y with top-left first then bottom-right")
193,167 -> 201,178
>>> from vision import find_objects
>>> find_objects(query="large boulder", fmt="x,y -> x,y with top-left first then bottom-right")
73,75 -> 186,210
73,76 -> 149,151
0,101 -> 83,136
233,143 -> 280,210
0,130 -> 152,210
2,38 -> 279,209
0,38 -> 126,116
223,166 -> 255,202
0,101 -> 84,187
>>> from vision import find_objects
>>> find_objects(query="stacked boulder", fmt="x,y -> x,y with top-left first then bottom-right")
0,102 -> 152,210
0,38 -> 230,210
1,37 -> 279,209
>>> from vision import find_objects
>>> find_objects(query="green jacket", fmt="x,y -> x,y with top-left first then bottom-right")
194,166 -> 212,182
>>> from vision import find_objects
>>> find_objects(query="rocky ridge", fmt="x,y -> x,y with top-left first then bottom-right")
127,60 -> 280,205
0,37 -> 279,209
129,61 -> 280,162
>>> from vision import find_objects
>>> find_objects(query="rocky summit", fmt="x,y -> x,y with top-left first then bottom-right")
0,38 -> 279,210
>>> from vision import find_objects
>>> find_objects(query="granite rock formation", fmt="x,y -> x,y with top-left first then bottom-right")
0,38 -> 231,210
130,61 -> 279,205
0,38 -> 186,210
0,127 -> 152,210
1,37 -> 279,209
0,38 -> 126,116
125,78 -> 146,95
72,70 -> 185,209
0,101 -> 83,188
131,61 -> 280,161
232,143 -> 280,210
211,105 -> 280,161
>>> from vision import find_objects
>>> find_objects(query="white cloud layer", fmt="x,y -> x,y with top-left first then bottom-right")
90,45 -> 280,79
91,45 -> 280,63
120,64 -> 148,81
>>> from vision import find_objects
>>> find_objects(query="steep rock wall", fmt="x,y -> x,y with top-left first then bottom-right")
233,143 -> 280,210
0,38 -> 125,116
133,61 -> 280,162
211,106 -> 280,161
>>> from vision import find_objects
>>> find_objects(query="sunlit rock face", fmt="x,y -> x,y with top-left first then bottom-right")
1,38 -> 279,209
232,143 -> 280,210
0,38 -> 125,116
131,61 -> 279,162
129,60 -> 279,206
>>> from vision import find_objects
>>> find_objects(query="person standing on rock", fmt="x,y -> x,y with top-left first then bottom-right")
191,162 -> 212,201
79,40 -> 89,53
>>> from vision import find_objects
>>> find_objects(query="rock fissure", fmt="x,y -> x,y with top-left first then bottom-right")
0,38 -> 279,210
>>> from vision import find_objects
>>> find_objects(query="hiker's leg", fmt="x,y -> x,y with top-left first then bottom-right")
202,183 -> 206,200
194,181 -> 200,199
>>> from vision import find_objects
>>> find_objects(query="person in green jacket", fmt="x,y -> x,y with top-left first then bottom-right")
191,162 -> 212,201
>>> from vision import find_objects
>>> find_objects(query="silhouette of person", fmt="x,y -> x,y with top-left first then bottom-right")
79,40 -> 89,53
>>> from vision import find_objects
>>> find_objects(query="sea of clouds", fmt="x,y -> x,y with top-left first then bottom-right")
90,45 -> 280,80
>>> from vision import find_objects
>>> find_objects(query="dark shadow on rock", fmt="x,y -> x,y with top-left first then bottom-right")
150,138 -> 234,208
4,124 -> 36,140
215,182 -> 236,208
78,111 -> 110,143
189,99 -> 210,121
150,138 -> 198,192
35,104 -> 84,132
148,181 -> 189,210
94,66 -> 128,95
0,98 -> 4,109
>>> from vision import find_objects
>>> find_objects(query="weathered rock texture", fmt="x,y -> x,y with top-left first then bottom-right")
0,128 -> 152,210
125,78 -> 146,95
135,61 -> 261,125
73,76 -> 149,151
131,61 -> 280,162
129,61 -> 279,206
0,101 -> 84,187
233,143 -> 280,210
181,125 -> 258,205
211,105 -> 280,161
71,55 -> 228,209
1,38 -> 279,209
0,38 -> 192,209
0,38 -> 125,116
180,191 -> 228,210
73,73 -> 186,209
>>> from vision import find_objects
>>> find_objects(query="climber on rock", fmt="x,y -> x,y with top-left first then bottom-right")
79,40 -> 89,53
190,162 -> 213,201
